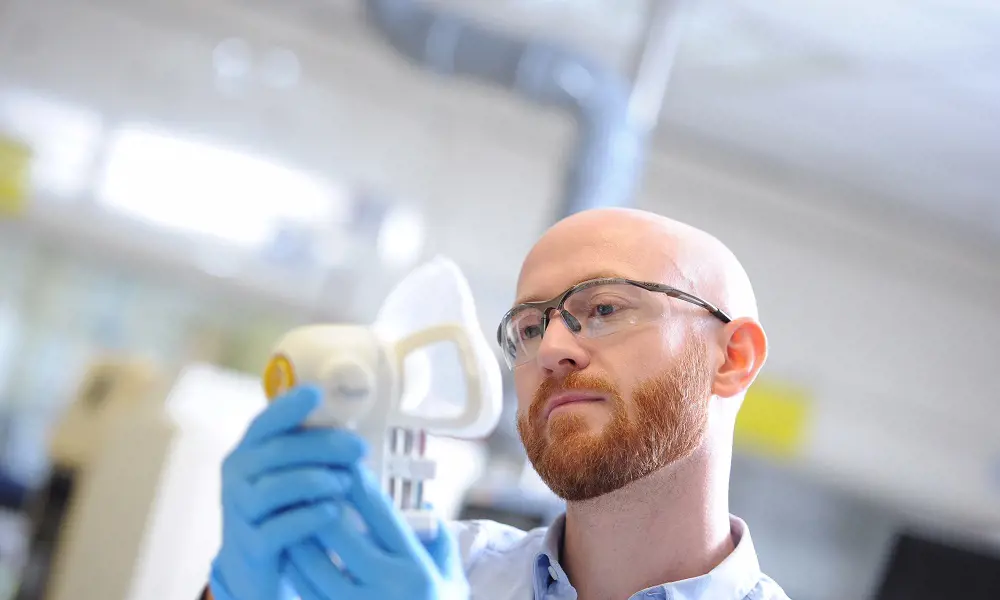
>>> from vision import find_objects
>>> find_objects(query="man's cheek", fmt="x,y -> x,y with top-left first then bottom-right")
514,380 -> 538,416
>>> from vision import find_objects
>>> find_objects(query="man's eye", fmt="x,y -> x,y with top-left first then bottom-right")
520,325 -> 543,340
594,304 -> 617,317
588,302 -> 627,319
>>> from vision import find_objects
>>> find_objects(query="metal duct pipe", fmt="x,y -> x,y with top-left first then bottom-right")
628,0 -> 688,135
363,0 -> 647,218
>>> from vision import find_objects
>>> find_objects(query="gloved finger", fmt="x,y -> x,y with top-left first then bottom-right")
228,429 -> 368,482
310,509 -> 391,584
242,386 -> 322,445
346,464 -> 422,559
280,553 -> 349,600
238,468 -> 353,524
415,503 -> 439,544
254,501 -> 341,557
285,540 -> 361,597
422,519 -> 465,580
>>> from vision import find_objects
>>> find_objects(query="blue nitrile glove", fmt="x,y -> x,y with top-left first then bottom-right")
281,465 -> 469,600
210,386 -> 368,600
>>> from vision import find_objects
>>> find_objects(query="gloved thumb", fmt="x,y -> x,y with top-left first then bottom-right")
421,520 -> 464,580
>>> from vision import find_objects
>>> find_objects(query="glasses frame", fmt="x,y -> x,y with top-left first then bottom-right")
496,277 -> 732,365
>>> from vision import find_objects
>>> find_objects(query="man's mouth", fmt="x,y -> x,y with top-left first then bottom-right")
544,391 -> 606,419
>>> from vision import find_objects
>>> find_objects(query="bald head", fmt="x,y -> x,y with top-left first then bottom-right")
518,208 -> 758,321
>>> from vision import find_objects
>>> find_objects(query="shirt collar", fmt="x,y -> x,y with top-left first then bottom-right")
533,514 -> 762,600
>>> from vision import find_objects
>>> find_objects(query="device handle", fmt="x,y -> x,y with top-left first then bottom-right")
389,324 -> 483,435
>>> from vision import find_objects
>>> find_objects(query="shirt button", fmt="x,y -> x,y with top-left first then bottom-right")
548,565 -> 560,581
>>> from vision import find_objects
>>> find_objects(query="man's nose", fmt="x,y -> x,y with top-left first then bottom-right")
535,314 -> 590,377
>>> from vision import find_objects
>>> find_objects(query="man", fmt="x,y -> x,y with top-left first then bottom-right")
207,208 -> 790,599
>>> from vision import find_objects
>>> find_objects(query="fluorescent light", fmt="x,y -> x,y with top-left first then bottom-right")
95,126 -> 346,248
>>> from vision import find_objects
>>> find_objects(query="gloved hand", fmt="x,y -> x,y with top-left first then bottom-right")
210,386 -> 367,600
281,453 -> 469,600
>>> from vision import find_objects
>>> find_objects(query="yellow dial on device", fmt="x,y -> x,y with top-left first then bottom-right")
262,354 -> 296,400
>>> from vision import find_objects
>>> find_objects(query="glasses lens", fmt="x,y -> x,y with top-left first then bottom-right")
498,282 -> 670,368
563,282 -> 667,339
500,306 -> 545,368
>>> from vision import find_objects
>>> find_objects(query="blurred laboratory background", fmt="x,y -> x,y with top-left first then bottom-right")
0,0 -> 999,599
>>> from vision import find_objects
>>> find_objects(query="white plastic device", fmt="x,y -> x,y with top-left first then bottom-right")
261,256 -> 504,537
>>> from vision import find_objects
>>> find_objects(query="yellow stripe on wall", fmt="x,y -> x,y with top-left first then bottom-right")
734,378 -> 812,460
0,135 -> 32,217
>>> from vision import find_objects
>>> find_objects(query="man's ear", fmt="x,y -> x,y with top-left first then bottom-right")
712,317 -> 768,399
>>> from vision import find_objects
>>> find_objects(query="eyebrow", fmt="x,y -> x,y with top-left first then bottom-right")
514,270 -> 631,305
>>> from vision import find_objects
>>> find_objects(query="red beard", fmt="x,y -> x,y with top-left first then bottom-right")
517,339 -> 713,501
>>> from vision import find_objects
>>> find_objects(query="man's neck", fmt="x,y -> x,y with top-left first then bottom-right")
560,446 -> 734,600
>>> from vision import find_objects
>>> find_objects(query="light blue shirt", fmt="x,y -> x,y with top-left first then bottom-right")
450,514 -> 790,600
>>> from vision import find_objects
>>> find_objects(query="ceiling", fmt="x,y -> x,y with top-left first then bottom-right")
1,0 -> 998,243
428,0 -> 1000,239
664,0 -> 1000,238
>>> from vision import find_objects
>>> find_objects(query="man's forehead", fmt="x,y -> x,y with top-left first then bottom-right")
515,255 -> 690,305
510,208 -> 748,317
515,268 -> 636,304
514,211 -> 693,304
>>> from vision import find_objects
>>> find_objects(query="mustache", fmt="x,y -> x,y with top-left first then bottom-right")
529,372 -> 621,421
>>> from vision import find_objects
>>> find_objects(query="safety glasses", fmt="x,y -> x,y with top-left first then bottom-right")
496,277 -> 731,369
